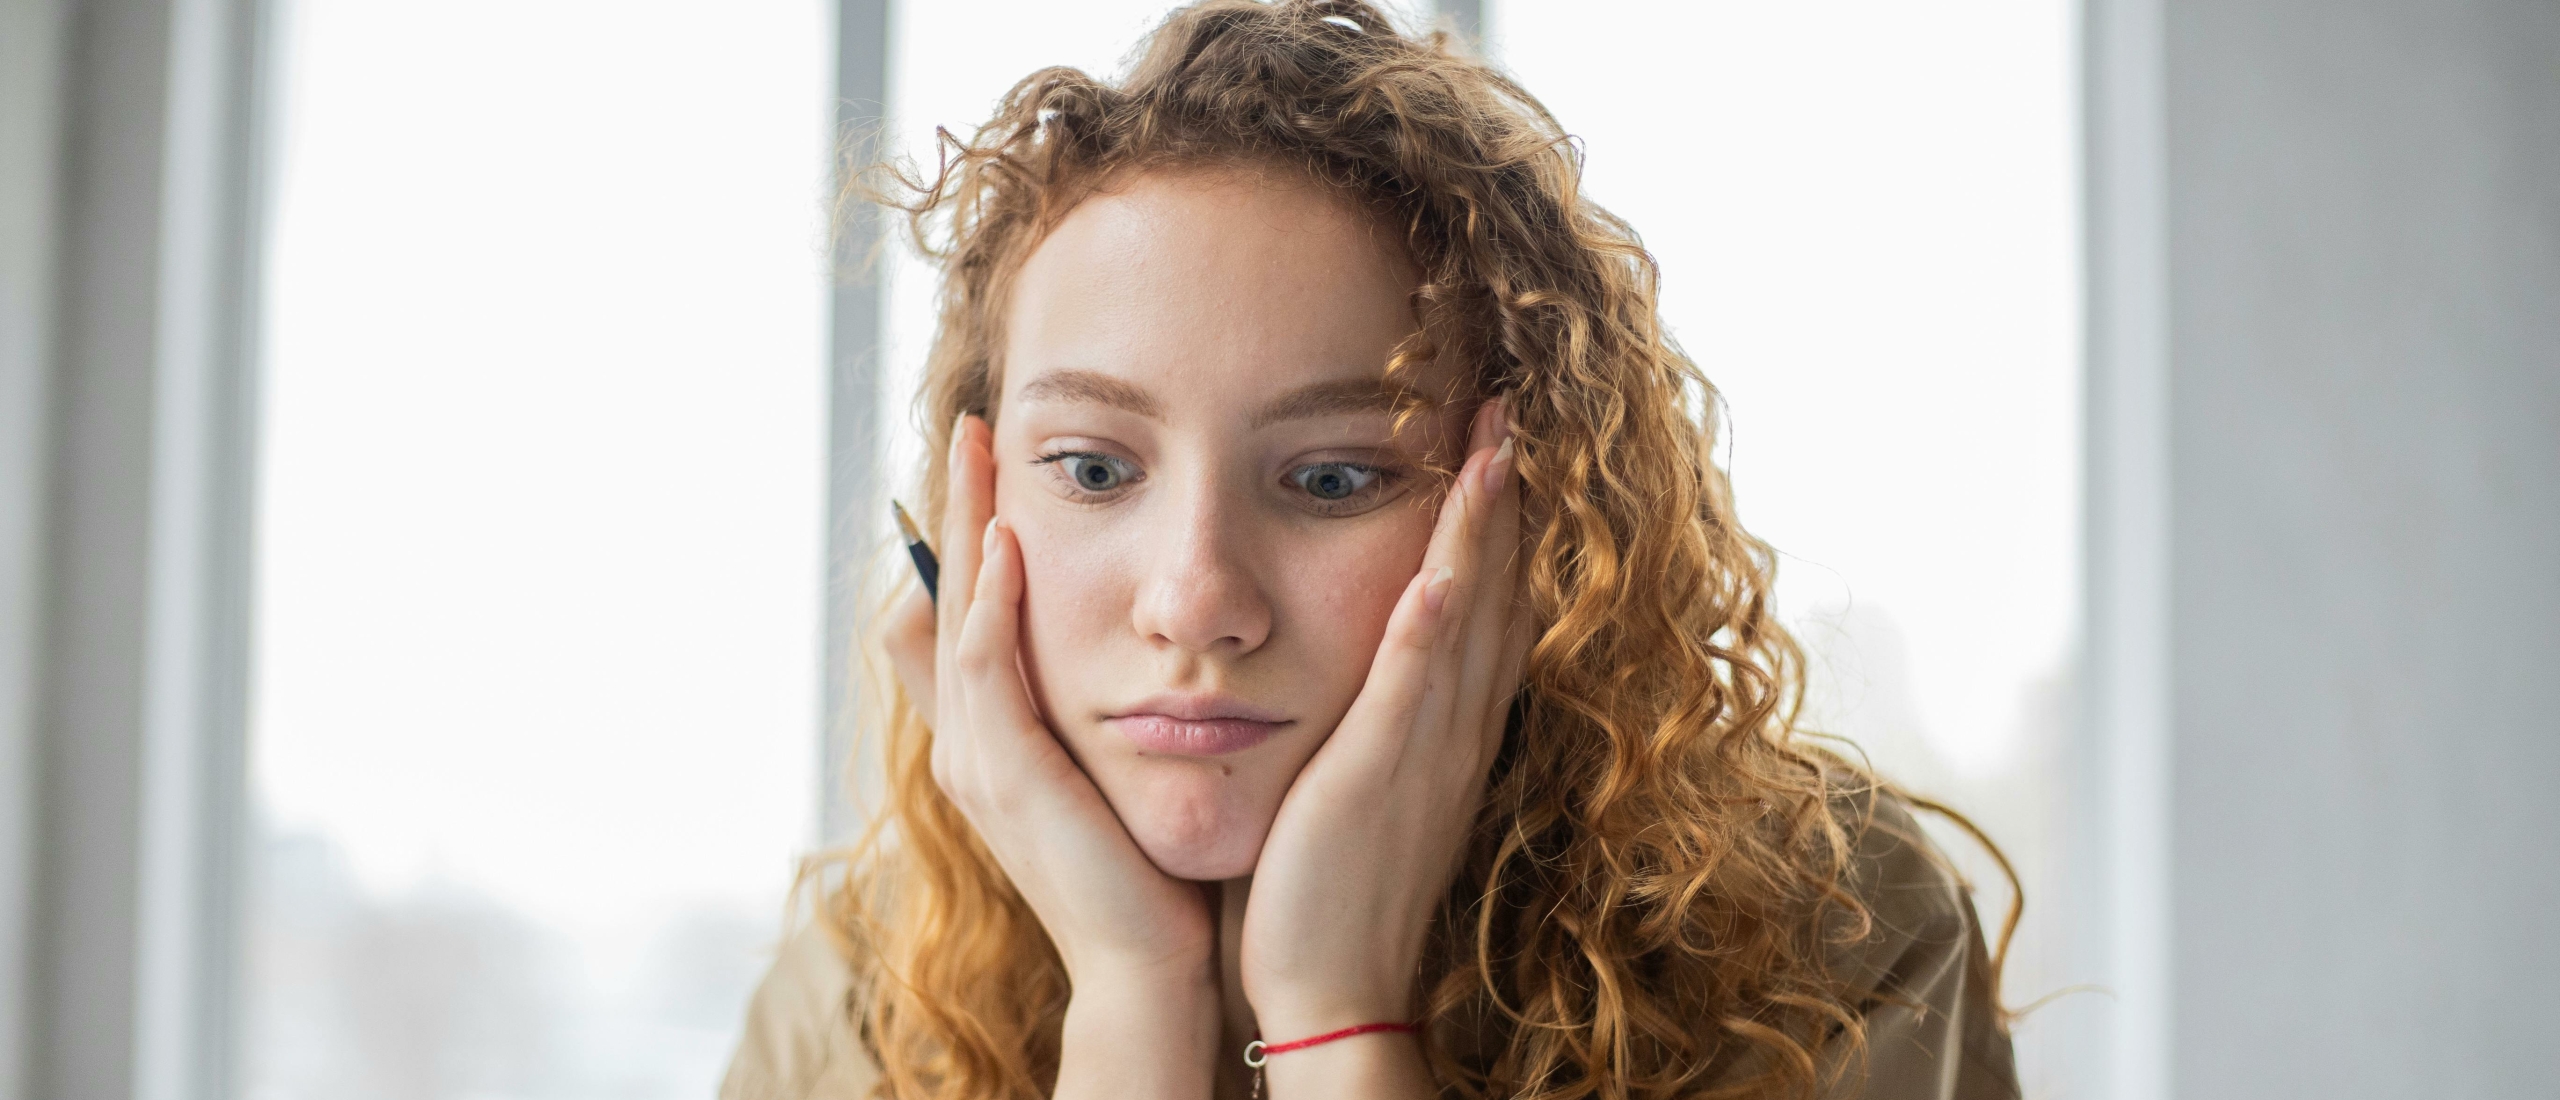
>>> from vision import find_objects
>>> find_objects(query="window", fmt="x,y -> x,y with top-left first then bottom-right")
245,4 -> 830,1097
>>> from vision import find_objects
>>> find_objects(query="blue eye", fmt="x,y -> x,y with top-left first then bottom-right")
1044,452 -> 1138,494
1290,463 -> 1378,501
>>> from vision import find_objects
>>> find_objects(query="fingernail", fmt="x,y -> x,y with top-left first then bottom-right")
1423,565 -> 1455,613
1483,436 -> 1515,494
982,516 -> 1002,556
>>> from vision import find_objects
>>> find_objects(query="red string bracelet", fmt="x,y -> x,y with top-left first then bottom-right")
1243,1022 -> 1420,1100
1243,1021 -> 1418,1067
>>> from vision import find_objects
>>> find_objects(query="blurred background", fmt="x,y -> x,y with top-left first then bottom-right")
2,3 -> 2552,1100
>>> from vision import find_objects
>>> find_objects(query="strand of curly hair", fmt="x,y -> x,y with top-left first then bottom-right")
801,3 -> 2020,1098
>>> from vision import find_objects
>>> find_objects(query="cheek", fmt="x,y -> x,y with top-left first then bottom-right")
1017,534 -> 1115,626
998,502 -> 1135,714
1281,500 -> 1438,681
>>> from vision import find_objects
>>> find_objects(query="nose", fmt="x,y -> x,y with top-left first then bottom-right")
1129,485 -> 1273,656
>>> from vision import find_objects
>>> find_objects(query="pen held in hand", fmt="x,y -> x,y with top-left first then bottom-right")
891,500 -> 939,603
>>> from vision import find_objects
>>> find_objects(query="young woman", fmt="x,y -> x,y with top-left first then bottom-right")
723,3 -> 2020,1098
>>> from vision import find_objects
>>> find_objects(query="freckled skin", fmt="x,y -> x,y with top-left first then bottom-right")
993,167 -> 1462,881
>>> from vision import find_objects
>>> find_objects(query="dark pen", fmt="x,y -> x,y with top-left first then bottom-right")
890,500 -> 939,603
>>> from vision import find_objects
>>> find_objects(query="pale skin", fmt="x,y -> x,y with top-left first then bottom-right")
884,166 -> 1530,1100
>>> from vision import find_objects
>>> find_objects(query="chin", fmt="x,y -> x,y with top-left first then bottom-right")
1106,766 -> 1278,881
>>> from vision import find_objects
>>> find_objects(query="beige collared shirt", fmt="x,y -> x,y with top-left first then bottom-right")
717,791 -> 2018,1100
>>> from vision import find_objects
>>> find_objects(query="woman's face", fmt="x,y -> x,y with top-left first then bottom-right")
991,167 -> 1462,882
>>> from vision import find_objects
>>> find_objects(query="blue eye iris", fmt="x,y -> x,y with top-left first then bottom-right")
1057,454 -> 1132,492
1293,463 -> 1375,501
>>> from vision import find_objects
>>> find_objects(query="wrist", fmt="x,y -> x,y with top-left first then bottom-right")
1056,959 -> 1220,1100
1242,925 -> 1429,1041
1247,984 -> 1415,1045
1065,950 -> 1219,1037
1062,939 -> 1217,1004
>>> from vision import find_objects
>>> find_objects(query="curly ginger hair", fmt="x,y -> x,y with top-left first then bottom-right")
808,3 -> 2014,1098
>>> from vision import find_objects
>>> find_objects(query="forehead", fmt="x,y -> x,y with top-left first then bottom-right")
999,166 -> 1443,417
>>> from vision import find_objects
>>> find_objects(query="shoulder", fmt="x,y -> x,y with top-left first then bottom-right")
718,919 -> 882,1100
1816,784 -> 2022,1100
1830,788 -> 1976,992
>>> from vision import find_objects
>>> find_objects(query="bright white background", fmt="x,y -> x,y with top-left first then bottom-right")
247,2 -> 829,1097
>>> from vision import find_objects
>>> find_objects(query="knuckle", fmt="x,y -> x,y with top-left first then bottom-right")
1397,616 -> 1438,651
888,633 -> 935,685
928,743 -> 957,794
884,623 -> 922,667
889,586 -> 934,637
955,620 -> 1004,676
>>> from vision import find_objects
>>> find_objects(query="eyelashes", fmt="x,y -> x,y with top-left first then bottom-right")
1288,462 -> 1380,503
1283,460 -> 1403,515
1036,451 -> 1140,495
1029,450 -> 1405,517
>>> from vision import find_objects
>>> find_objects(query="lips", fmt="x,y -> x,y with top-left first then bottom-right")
1105,694 -> 1291,757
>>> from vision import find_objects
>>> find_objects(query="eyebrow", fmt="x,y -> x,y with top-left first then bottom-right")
1248,377 -> 1405,429
1014,369 -> 1164,419
1011,369 -> 1408,430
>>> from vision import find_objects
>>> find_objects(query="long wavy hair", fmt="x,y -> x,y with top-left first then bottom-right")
808,3 -> 2014,1098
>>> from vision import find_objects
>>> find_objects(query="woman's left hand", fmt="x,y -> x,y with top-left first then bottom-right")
1239,398 -> 1532,1085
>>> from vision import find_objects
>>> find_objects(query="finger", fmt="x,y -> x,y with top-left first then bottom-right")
1414,402 -> 1507,735
952,517 -> 1077,790
1412,397 -> 1502,635
1455,402 -> 1523,751
1329,405 -> 1496,769
936,415 -> 994,709
884,582 -> 938,727
1330,565 -> 1448,760
941,522 -> 1166,900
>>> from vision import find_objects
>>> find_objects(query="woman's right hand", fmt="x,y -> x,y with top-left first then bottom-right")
880,414 -> 1221,1100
